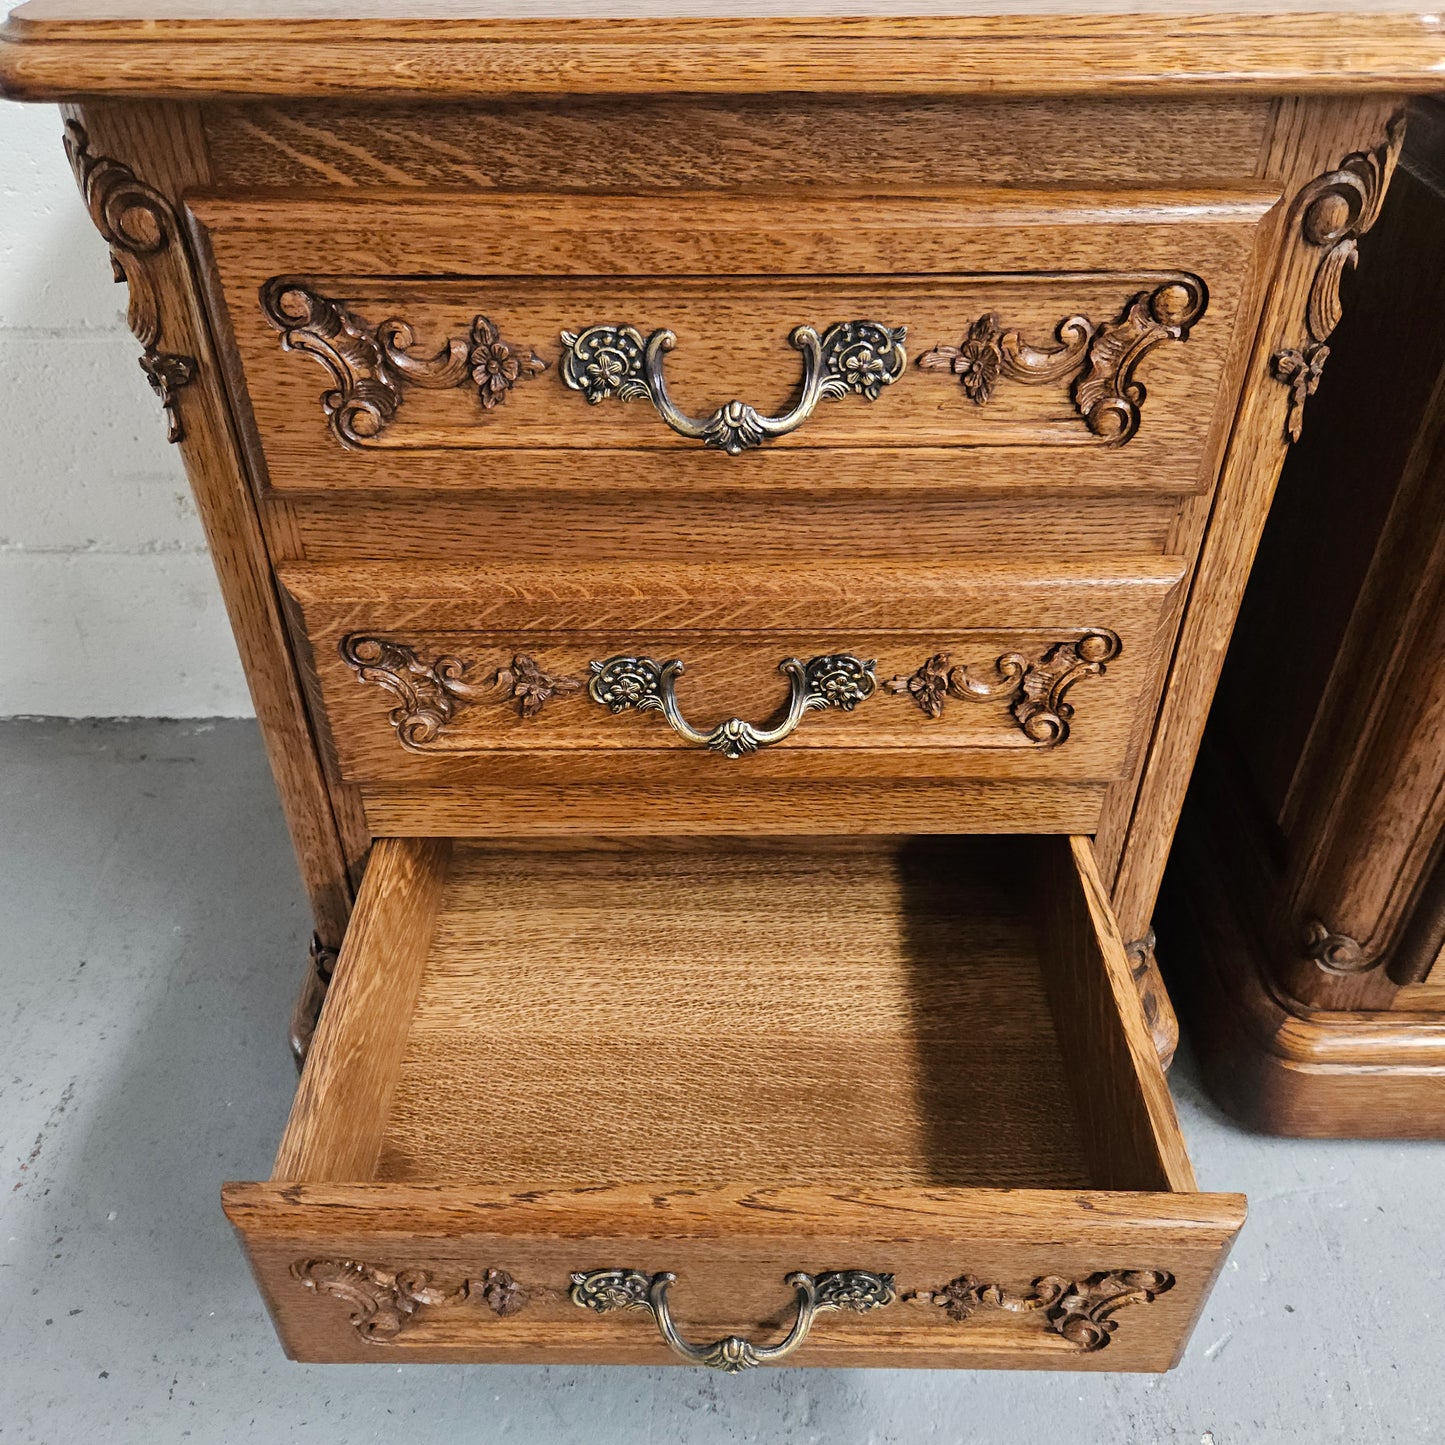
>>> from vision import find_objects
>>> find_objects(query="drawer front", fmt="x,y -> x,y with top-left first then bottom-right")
194,189 -> 1275,497
223,835 -> 1244,1370
281,559 -> 1185,833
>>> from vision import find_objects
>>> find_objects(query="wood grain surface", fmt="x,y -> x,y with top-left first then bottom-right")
5,4 -> 1445,101
201,96 -> 1275,193
279,559 -> 1185,822
193,189 -> 1270,499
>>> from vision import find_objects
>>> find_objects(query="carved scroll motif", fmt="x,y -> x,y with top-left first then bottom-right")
291,1259 -> 525,1341
909,1270 -> 1175,1351
1272,114 -> 1406,442
916,278 -> 1206,445
1301,917 -> 1372,974
262,279 -> 548,447
887,631 -> 1122,746
340,637 -> 580,748
63,122 -> 197,443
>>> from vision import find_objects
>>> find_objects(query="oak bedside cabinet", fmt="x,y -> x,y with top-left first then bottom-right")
2,0 -> 1441,1376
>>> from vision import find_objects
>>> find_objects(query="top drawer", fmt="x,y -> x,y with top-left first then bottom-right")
192,189 -> 1276,496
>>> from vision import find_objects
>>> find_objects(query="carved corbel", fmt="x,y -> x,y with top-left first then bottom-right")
1272,113 -> 1406,442
1124,928 -> 1179,1069
63,121 -> 197,443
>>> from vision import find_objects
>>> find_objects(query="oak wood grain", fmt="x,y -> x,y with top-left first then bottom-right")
273,837 -> 450,1181
201,96 -> 1274,193
357,779 -> 1110,836
192,189 -> 1270,501
5,6 -> 1445,101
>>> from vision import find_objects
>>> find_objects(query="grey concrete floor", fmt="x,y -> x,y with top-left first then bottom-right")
2,718 -> 1443,1444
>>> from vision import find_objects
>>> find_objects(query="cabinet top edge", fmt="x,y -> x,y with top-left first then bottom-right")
2,3 -> 1444,101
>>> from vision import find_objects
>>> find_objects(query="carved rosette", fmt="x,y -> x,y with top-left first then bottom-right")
1272,114 -> 1406,442
888,630 -> 1122,746
262,279 -> 547,447
62,122 -> 197,444
916,278 -> 1205,444
490,653 -> 583,718
911,1270 -> 1175,1351
291,1259 -> 524,1341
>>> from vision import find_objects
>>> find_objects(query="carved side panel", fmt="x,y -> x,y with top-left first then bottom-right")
63,121 -> 198,443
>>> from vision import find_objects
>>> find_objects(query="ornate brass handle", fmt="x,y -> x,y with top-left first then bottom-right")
587,653 -> 876,758
570,1269 -> 895,1373
559,320 -> 906,454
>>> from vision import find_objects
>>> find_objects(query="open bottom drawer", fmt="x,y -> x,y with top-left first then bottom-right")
223,835 -> 1243,1372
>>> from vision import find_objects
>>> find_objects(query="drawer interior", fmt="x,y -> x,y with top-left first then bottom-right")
225,833 -> 1243,1369
298,837 -> 1129,1192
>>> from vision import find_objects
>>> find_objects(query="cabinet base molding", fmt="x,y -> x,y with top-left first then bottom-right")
1161,758 -> 1445,1138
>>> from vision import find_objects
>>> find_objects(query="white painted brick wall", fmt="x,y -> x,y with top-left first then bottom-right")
0,83 -> 254,716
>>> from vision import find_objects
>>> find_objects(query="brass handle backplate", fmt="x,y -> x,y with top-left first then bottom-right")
559,320 -> 906,453
570,1268 -> 895,1373
587,653 -> 876,758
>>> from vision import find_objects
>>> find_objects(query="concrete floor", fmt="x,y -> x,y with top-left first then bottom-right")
2,718 -> 1443,1444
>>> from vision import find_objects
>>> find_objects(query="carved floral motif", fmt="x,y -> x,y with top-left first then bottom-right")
887,631 -> 1122,746
1272,114 -> 1406,442
340,638 -> 581,745
911,1270 -> 1175,1351
340,635 -> 482,749
916,278 -> 1205,444
489,653 -> 583,718
261,279 -> 547,447
291,1259 -> 470,1341
291,1259 -> 525,1340
63,122 -> 197,444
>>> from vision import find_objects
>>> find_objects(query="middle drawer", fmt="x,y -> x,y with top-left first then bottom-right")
282,557 -> 1185,836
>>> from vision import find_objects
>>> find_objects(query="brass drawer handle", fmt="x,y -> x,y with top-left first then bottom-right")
560,321 -> 906,454
570,1269 -> 894,1373
588,653 -> 876,758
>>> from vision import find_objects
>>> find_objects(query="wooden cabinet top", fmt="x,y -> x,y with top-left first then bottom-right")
3,0 -> 1444,100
